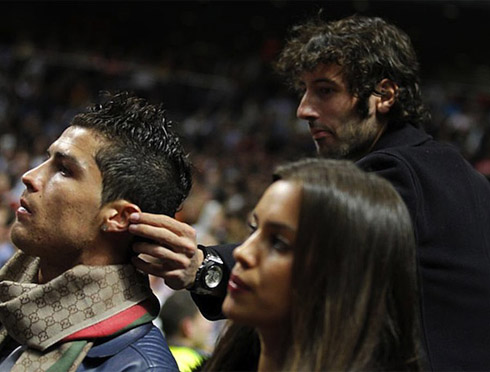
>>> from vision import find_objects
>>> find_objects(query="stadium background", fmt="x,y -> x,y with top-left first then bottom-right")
0,1 -> 489,253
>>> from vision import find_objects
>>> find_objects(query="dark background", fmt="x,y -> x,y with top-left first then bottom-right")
1,1 -> 489,82
0,1 -> 489,247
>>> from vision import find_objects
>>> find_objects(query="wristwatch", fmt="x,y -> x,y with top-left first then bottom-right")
187,246 -> 226,297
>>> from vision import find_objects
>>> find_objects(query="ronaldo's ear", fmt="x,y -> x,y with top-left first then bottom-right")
375,79 -> 398,114
100,200 -> 141,233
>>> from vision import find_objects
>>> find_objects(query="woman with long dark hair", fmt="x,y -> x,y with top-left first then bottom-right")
204,158 -> 420,371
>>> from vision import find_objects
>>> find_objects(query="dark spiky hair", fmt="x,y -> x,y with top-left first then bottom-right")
71,91 -> 192,216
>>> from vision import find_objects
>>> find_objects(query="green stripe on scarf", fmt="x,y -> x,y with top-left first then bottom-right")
46,341 -> 88,372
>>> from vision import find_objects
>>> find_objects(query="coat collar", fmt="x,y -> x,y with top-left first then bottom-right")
86,323 -> 153,358
372,124 -> 432,152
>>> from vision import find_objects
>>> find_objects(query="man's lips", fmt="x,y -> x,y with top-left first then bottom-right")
18,198 -> 32,215
228,273 -> 251,293
310,127 -> 334,140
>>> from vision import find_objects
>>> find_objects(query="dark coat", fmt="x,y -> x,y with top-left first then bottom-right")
196,124 -> 490,371
357,124 -> 490,371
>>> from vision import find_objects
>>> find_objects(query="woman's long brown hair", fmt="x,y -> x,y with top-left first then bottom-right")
204,158 -> 420,371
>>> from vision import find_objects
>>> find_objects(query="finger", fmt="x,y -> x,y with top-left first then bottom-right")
133,243 -> 193,266
132,255 -> 190,278
130,212 -> 189,234
129,225 -> 196,255
129,223 -> 177,244
132,256 -> 192,289
132,256 -> 168,277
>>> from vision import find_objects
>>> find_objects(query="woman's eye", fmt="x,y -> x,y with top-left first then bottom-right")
270,235 -> 290,252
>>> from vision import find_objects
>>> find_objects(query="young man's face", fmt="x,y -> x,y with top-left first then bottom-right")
296,63 -> 384,160
10,126 -> 106,273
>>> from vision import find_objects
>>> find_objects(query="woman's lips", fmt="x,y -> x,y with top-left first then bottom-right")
228,273 -> 251,294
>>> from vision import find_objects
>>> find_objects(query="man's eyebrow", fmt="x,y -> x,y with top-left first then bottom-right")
48,150 -> 83,168
312,77 -> 339,85
297,77 -> 340,88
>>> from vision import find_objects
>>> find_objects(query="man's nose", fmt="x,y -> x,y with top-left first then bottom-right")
296,94 -> 319,121
21,165 -> 42,192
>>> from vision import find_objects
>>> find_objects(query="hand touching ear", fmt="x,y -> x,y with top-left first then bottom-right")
128,212 -> 203,290
100,200 -> 142,233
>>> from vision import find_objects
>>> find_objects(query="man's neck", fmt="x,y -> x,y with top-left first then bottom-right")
37,259 -> 77,283
37,242 -> 130,284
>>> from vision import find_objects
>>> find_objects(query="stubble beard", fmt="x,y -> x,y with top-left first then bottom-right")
316,115 -> 383,161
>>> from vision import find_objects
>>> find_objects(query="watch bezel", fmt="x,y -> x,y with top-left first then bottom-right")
203,264 -> 224,289
188,247 -> 226,296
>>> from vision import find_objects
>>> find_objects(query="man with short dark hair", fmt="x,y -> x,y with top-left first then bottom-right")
0,92 -> 191,371
130,15 -> 490,371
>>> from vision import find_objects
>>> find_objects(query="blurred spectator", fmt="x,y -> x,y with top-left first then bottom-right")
0,2 -> 488,250
0,204 -> 15,267
159,291 -> 215,372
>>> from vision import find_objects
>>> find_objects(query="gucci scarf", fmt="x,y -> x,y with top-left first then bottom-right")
0,251 -> 159,371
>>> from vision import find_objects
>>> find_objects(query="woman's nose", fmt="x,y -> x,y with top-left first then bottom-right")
233,233 -> 259,269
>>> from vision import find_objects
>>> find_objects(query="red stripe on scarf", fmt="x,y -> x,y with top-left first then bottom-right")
62,300 -> 151,341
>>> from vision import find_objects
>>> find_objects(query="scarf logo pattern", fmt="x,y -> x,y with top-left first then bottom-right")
0,264 -> 151,351
0,251 -> 156,372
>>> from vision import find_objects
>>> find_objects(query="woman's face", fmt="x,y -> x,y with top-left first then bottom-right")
222,180 -> 301,330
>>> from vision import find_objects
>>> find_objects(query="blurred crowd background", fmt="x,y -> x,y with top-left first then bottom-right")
0,0 -> 489,321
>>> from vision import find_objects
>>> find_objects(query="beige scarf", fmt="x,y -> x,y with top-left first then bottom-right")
0,251 -> 157,371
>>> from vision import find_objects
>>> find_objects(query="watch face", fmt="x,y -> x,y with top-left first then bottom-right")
204,265 -> 223,289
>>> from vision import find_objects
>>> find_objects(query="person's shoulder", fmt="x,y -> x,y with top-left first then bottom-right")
129,325 -> 178,369
359,124 -> 467,171
79,324 -> 179,372
375,124 -> 431,151
374,124 -> 463,156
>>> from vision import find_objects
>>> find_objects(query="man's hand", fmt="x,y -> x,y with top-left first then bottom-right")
128,212 -> 204,290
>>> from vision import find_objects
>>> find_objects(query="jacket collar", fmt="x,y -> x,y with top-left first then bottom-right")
86,323 -> 153,358
372,124 -> 432,152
